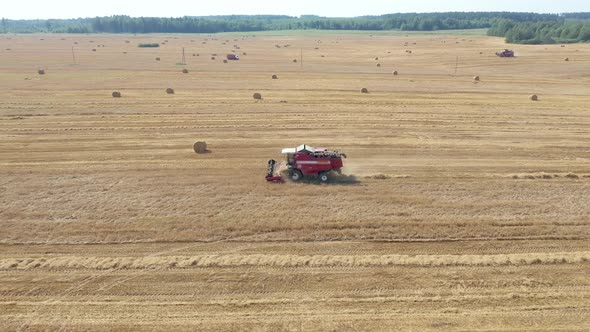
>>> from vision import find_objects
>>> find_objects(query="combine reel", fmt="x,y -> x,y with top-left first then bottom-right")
265,159 -> 283,182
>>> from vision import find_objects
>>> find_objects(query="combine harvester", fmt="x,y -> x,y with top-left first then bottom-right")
266,144 -> 346,183
496,49 -> 515,57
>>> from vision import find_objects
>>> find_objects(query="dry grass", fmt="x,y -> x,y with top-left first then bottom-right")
0,33 -> 589,331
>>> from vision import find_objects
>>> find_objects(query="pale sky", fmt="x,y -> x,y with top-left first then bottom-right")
4,0 -> 590,20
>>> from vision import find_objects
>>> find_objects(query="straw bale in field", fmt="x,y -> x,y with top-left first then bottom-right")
193,141 -> 207,154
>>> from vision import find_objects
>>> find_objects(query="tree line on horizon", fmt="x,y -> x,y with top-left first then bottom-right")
488,18 -> 590,44
1,12 -> 589,44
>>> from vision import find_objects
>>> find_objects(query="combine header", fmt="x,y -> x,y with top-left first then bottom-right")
266,144 -> 346,183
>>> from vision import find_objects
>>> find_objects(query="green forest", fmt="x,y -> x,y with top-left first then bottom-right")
1,12 -> 589,44
488,19 -> 590,43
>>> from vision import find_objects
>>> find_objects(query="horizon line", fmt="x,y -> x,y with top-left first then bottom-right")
2,11 -> 585,20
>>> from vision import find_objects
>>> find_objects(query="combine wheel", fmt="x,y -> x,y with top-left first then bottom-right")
319,172 -> 329,183
290,169 -> 303,181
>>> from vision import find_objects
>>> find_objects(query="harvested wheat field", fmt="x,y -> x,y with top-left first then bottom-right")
1,32 -> 589,331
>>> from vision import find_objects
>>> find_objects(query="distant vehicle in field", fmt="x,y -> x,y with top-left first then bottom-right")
496,49 -> 515,57
226,54 -> 240,60
266,144 -> 346,183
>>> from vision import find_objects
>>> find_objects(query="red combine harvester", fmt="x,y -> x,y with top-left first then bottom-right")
266,144 -> 347,182
226,54 -> 240,60
496,49 -> 515,57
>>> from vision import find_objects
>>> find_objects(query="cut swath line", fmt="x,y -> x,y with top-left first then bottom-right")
2,251 -> 588,270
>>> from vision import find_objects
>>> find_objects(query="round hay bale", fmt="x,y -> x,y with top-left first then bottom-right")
92,49 -> 97,52
112,91 -> 122,98
37,69 -> 45,75
211,56 -> 215,60
193,141 -> 207,154
376,63 -> 381,67
564,57 -> 569,61
530,94 -> 538,101
166,88 -> 175,94
374,57 -> 378,60
182,69 -> 189,73
392,70 -> 398,76
271,74 -> 278,79
155,57 -> 160,61
360,88 -> 369,93
242,52 -> 247,55
473,75 -> 480,81
292,59 -> 297,63
223,59 -> 228,63
253,93 -> 262,100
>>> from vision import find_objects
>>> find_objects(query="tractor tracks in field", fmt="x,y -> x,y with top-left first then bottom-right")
11,232 -> 283,331
6,237 -> 589,331
2,236 -> 589,257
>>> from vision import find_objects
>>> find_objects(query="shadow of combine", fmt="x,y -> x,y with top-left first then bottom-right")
279,170 -> 360,185
326,173 -> 360,185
